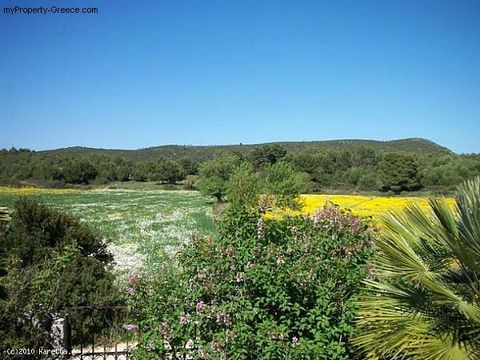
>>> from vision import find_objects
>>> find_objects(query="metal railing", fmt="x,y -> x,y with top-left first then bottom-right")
63,306 -> 135,360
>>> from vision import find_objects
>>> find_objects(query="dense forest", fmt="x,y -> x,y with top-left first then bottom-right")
1,138 -> 479,194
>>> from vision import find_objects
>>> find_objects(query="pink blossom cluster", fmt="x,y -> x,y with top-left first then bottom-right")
123,324 -> 138,332
196,300 -> 206,314
312,203 -> 362,234
257,218 -> 264,238
128,272 -> 139,284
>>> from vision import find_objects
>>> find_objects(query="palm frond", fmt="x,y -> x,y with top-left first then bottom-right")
354,177 -> 480,359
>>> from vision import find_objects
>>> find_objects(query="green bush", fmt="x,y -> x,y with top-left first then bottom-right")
128,204 -> 373,359
197,154 -> 242,201
0,200 -> 118,349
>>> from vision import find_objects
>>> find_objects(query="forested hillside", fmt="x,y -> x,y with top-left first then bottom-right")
37,137 -> 451,162
0,138 -> 478,194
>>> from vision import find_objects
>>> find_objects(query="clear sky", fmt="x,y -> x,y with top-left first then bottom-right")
1,0 -> 479,153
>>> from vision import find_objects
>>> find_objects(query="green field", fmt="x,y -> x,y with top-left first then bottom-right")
0,188 -> 216,277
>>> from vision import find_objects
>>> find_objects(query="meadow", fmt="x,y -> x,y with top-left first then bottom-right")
0,187 -> 215,278
0,187 -> 455,276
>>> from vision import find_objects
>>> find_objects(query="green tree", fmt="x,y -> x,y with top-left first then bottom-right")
113,157 -> 133,181
263,162 -> 307,210
285,152 -> 320,175
155,159 -> 186,184
353,177 -> 480,359
357,172 -> 380,191
61,159 -> 98,184
179,158 -> 199,176
352,146 -> 377,167
196,154 -> 241,201
96,160 -> 119,182
225,162 -> 260,210
132,161 -> 157,182
380,152 -> 422,193
248,144 -> 287,169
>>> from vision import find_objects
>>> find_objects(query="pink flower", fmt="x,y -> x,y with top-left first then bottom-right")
126,287 -> 135,295
128,272 -> 138,284
123,324 -> 138,332
180,313 -> 191,325
185,339 -> 195,349
257,218 -> 264,238
196,300 -> 205,314
216,312 -> 230,326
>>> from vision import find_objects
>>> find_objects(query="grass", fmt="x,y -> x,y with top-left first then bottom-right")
0,186 -> 215,278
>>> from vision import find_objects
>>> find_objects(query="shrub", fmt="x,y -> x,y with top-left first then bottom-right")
0,200 -> 118,349
61,159 -> 98,184
197,154 -> 241,201
128,204 -> 373,359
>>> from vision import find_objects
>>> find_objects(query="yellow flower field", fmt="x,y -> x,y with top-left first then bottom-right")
263,194 -> 457,221
296,194 -> 456,220
0,186 -> 79,196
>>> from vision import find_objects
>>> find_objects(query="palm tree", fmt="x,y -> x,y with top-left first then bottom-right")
353,177 -> 480,359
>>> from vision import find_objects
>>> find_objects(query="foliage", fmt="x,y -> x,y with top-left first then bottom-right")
61,159 -> 98,184
196,153 -> 241,201
131,159 -> 186,183
353,177 -> 480,359
3,199 -> 111,265
248,144 -> 287,169
262,162 -> 307,210
128,203 -> 374,359
0,200 -> 118,349
132,161 -> 157,182
0,206 -> 9,221
155,158 -> 186,184
179,158 -> 199,175
0,140 -> 479,194
225,162 -> 261,211
380,152 -> 422,193
91,155 -> 132,182
224,161 -> 307,211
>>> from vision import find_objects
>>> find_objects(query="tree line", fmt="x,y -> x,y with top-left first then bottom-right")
1,145 -> 479,194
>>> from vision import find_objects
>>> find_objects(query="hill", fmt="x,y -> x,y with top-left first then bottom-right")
40,138 -> 451,162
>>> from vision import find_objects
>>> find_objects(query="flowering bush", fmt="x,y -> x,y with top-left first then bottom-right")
128,203 -> 373,359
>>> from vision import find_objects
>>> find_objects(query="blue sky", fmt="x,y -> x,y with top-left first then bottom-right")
1,0 -> 479,153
